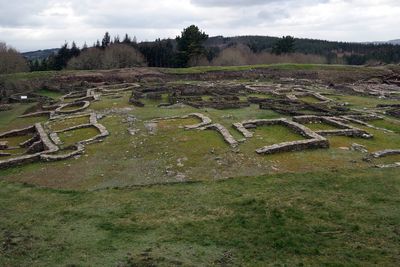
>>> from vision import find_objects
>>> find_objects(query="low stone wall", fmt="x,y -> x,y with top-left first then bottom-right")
237,118 -> 329,155
41,144 -> 85,161
56,101 -> 90,114
256,138 -> 329,154
19,111 -> 53,118
340,116 -> 392,133
0,125 -> 36,138
289,91 -> 332,103
259,98 -> 350,117
370,149 -> 400,158
151,113 -> 212,130
0,112 -> 108,169
53,123 -> 92,134
20,134 -> 39,148
366,149 -> 400,168
0,123 -> 58,169
233,123 -> 253,138
63,91 -> 86,99
184,113 -> 212,129
61,88 -> 99,103
35,123 -> 59,152
199,123 -> 238,147
98,83 -> 139,91
189,101 -> 250,110
51,113 -> 109,145
293,115 -> 373,138
48,112 -> 91,122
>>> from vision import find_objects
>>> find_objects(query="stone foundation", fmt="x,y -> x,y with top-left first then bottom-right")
151,113 -> 212,130
0,123 -> 59,169
293,115 -> 373,138
237,118 -> 329,154
367,149 -> 400,168
370,149 -> 400,158
41,144 -> 85,161
55,101 -> 90,114
0,112 -> 109,169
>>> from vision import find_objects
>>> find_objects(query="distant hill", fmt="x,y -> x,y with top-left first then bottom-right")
22,48 -> 59,61
387,39 -> 400,45
367,39 -> 400,45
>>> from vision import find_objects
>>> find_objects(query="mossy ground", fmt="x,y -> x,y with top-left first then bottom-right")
1,67 -> 400,265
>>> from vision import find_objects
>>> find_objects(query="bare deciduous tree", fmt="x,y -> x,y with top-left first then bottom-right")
103,44 -> 146,69
67,47 -> 104,70
198,44 -> 327,66
67,44 -> 146,70
0,42 -> 29,74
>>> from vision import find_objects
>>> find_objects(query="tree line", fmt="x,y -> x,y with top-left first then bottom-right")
28,25 -> 209,72
2,24 -> 400,75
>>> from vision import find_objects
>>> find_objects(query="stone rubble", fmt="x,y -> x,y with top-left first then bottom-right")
350,143 -> 368,153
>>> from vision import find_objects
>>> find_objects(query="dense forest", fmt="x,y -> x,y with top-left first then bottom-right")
2,25 -> 400,74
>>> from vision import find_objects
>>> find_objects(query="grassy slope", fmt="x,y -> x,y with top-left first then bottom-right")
0,63 -> 387,82
1,168 -> 399,266
159,63 -> 385,75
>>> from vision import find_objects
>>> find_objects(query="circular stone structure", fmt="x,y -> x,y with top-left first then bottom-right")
56,101 -> 90,114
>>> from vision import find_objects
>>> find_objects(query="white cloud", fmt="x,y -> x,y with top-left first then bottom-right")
0,0 -> 399,51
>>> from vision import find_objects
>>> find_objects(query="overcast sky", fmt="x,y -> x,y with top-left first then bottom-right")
1,0 -> 399,52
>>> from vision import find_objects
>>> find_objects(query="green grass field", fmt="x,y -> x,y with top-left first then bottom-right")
1,168 -> 399,266
159,63 -> 384,75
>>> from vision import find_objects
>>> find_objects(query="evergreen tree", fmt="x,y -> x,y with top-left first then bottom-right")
70,41 -> 80,58
102,32 -> 111,48
176,25 -> 208,67
82,42 -> 88,51
122,34 -> 132,44
272,36 -> 295,55
113,35 -> 120,44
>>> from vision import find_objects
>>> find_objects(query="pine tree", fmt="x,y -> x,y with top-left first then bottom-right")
102,32 -> 111,48
70,41 -> 80,58
122,34 -> 131,44
175,25 -> 208,67
272,36 -> 296,55
82,42 -> 88,51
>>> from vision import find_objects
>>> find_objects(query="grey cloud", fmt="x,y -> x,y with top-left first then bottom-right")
0,0 -> 399,52
258,9 -> 289,21
191,0 -> 275,6
0,0 -> 50,27
191,0 -> 328,7
82,9 -> 198,29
